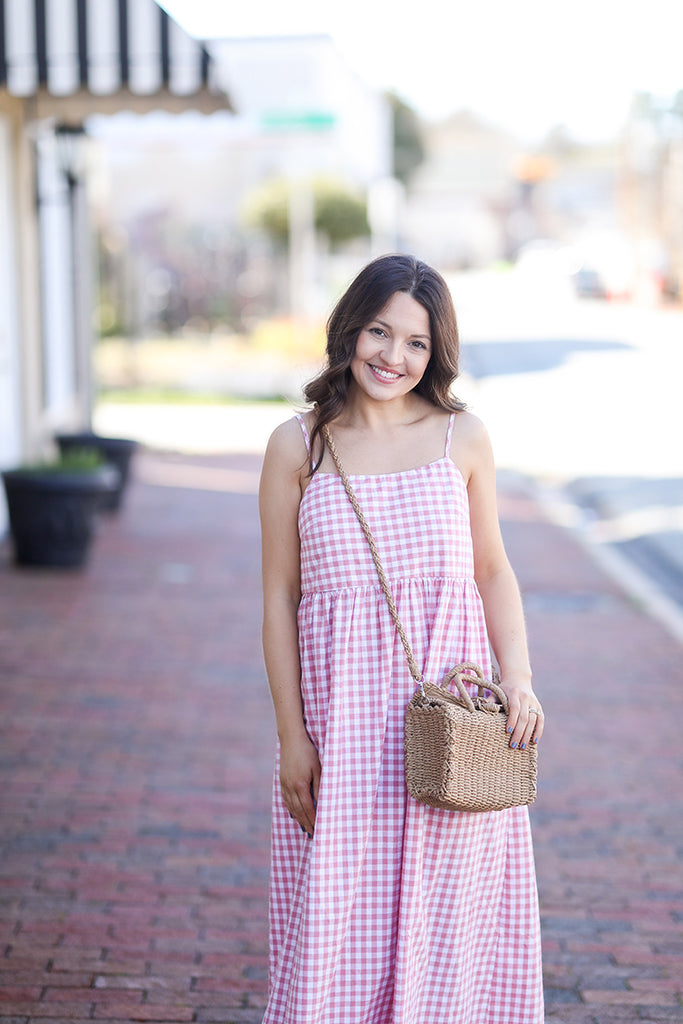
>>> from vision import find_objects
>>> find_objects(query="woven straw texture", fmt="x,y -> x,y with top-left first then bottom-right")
263,413 -> 543,1024
405,672 -> 537,811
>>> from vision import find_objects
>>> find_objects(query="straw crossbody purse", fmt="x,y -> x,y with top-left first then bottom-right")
323,426 -> 537,813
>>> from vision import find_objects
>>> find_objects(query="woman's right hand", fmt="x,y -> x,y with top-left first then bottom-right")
279,730 -> 321,838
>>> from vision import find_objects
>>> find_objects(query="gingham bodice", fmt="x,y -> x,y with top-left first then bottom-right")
297,415 -> 474,594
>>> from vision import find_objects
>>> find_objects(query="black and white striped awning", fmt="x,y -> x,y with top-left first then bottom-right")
0,0 -> 230,115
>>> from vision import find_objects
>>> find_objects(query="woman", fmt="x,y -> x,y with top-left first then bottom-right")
259,254 -> 544,1022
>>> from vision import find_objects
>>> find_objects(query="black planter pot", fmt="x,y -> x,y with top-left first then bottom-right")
55,433 -> 138,512
2,465 -> 118,568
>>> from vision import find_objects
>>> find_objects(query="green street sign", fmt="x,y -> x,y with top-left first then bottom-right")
260,110 -> 337,133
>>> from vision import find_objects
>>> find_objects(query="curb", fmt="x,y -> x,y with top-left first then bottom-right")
531,478 -> 683,647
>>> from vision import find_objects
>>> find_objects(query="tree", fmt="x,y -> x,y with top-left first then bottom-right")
243,177 -> 370,248
387,92 -> 425,185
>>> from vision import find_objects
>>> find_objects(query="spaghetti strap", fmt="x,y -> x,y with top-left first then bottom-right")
295,412 -> 312,454
444,412 -> 456,456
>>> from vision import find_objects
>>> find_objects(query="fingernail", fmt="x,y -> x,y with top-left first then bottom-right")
507,727 -> 513,734
533,737 -> 539,744
521,742 -> 527,750
510,741 -> 517,749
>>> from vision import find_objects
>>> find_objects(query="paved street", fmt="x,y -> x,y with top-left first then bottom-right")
449,271 -> 683,625
1,441 -> 682,1023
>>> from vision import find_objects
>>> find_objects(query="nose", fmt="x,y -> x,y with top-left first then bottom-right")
378,338 -> 403,366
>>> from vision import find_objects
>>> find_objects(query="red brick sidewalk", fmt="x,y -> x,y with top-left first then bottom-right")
498,484 -> 683,1022
0,450 -> 681,1024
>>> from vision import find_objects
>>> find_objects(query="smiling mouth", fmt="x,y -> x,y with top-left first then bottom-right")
370,364 -> 403,382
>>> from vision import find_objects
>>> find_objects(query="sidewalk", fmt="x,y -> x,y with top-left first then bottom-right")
0,447 -> 681,1024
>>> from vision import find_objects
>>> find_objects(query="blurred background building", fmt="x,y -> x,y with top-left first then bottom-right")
1,0 -> 682,537
0,0 -> 228,519
90,34 -> 393,338
87,36 -> 683,354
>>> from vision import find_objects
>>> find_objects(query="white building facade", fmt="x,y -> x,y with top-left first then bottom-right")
0,0 -> 229,532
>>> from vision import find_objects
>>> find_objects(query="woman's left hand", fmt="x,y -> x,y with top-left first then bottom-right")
500,683 -> 544,750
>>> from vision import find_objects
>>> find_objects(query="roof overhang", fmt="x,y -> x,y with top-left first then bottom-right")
0,0 -> 232,117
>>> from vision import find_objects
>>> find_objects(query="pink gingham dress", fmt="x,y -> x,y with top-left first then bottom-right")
264,413 -> 543,1024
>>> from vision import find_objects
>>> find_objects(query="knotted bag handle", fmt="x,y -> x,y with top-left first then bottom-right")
440,662 -> 509,715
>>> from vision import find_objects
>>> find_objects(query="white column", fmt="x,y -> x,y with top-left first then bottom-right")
0,117 -> 23,473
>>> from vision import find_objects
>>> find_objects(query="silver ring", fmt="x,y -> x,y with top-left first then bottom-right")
528,708 -> 539,715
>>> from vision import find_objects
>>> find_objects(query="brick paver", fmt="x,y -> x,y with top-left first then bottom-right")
499,484 -> 683,1022
1,450 -> 681,1023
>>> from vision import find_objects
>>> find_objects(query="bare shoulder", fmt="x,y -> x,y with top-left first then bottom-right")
454,409 -> 489,440
450,410 -> 494,481
260,416 -> 310,530
263,415 -> 308,472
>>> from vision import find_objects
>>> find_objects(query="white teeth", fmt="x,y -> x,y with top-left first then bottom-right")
371,365 -> 401,381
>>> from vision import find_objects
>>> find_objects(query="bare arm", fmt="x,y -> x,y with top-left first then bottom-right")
259,418 -> 321,836
456,414 -> 544,749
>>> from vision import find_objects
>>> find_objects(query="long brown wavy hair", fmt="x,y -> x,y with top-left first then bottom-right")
304,253 -> 465,472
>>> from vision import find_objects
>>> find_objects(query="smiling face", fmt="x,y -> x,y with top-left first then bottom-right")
349,291 -> 432,403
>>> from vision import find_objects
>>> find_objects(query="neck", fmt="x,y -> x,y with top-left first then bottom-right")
340,386 -> 426,430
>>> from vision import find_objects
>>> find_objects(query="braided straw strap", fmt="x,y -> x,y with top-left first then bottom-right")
323,427 -> 500,702
322,425 -> 423,686
321,425 -> 536,811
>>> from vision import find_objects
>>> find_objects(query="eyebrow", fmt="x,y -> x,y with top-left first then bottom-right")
373,317 -> 431,342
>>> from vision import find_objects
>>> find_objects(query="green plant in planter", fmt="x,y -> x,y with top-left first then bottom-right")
2,451 -> 119,568
55,433 -> 138,512
28,449 -> 105,473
